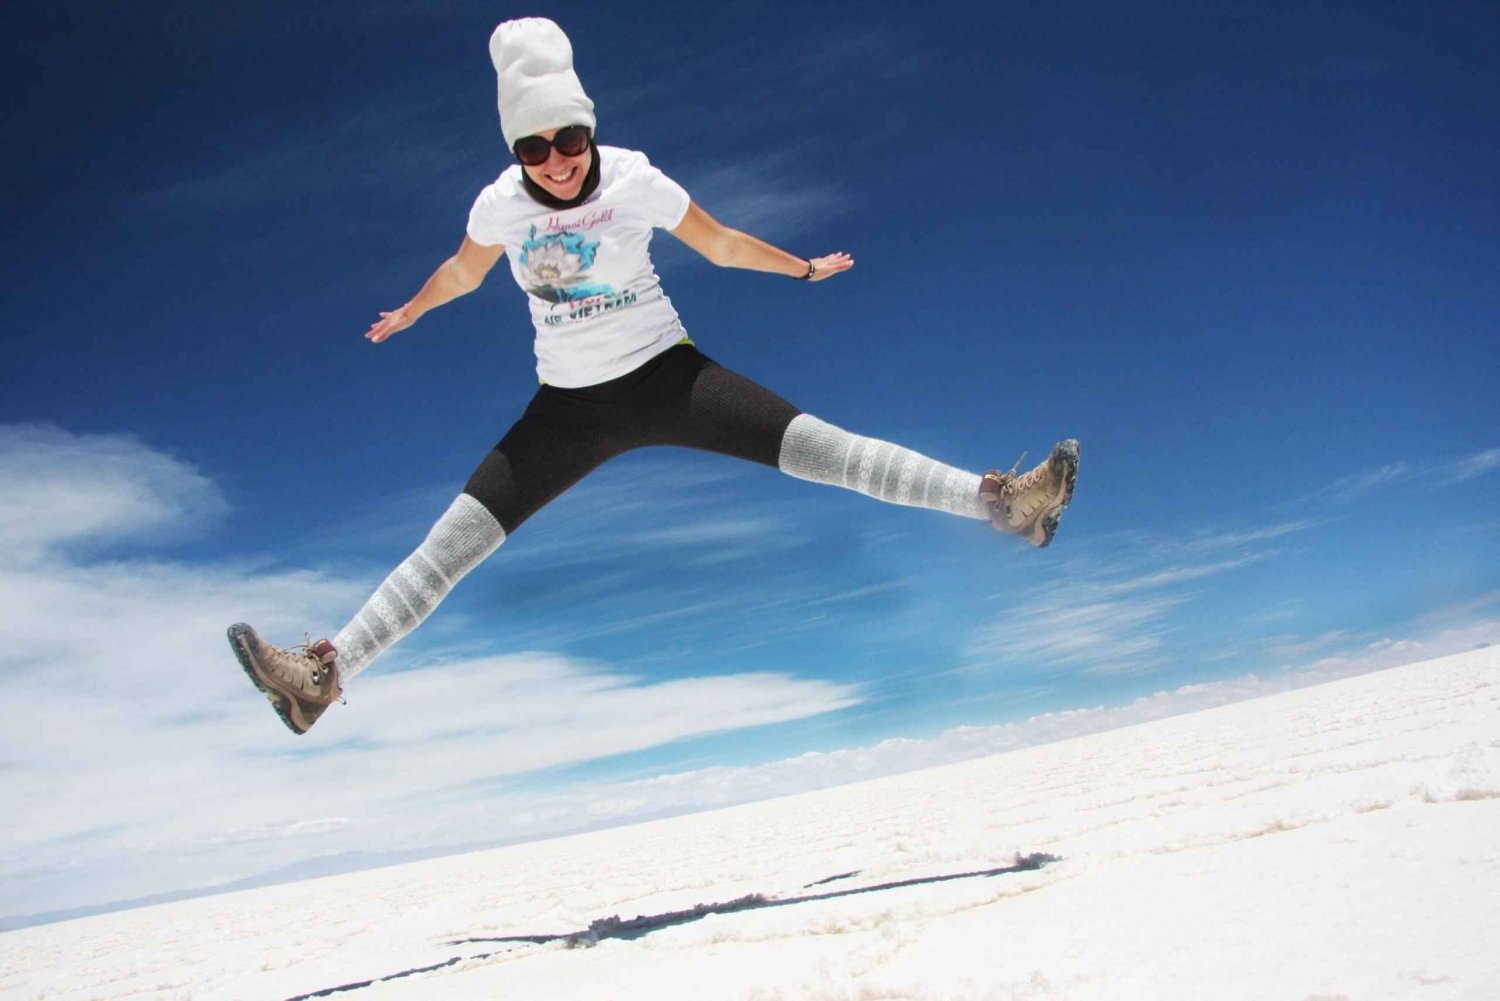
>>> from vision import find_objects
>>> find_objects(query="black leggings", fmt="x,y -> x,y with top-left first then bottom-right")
464,344 -> 802,534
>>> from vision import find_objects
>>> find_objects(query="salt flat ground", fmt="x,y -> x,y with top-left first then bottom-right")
4,649 -> 1498,1001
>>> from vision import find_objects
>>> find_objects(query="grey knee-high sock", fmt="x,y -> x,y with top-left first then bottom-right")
777,415 -> 988,520
333,494 -> 505,682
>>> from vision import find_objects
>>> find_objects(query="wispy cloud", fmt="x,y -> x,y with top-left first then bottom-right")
1263,629 -> 1357,661
1318,463 -> 1412,504
1207,602 -> 1500,680
962,519 -> 1306,677
0,425 -> 860,917
1417,589 -> 1500,623
1444,448 -> 1500,485
1098,553 -> 1274,595
136,97 -> 485,215
1295,447 -> 1498,508
1177,521 -> 1315,552
445,452 -> 916,660
968,595 -> 1186,674
615,29 -> 931,243
657,151 -> 851,249
499,458 -> 767,560
608,25 -> 927,144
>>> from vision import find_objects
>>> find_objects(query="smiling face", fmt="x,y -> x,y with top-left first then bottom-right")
519,126 -> 593,201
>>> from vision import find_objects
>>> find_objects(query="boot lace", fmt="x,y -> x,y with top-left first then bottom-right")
982,449 -> 1059,530
280,634 -> 346,703
1005,452 -> 1052,496
981,452 -> 1029,498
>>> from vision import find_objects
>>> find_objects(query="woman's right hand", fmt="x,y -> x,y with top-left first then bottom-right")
365,305 -> 419,343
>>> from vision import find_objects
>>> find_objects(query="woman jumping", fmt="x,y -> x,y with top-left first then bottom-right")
228,18 -> 1079,735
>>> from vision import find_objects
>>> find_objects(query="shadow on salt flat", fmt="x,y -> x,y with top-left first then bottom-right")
803,869 -> 861,888
285,852 -> 1060,1001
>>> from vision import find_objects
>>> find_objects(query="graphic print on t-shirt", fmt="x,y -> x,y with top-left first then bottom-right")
518,225 -> 615,304
465,147 -> 691,385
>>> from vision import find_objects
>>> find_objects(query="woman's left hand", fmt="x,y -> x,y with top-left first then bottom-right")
807,252 -> 854,282
365,305 -> 420,343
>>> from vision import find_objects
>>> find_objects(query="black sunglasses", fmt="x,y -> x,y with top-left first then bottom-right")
513,125 -> 592,167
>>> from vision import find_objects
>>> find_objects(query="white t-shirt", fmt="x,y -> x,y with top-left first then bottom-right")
466,145 -> 693,387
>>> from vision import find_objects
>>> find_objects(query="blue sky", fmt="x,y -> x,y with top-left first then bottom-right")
2,0 -> 1497,923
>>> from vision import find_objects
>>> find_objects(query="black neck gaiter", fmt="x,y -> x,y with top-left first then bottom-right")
521,141 -> 602,210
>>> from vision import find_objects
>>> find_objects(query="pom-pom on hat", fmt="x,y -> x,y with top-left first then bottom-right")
490,17 -> 596,150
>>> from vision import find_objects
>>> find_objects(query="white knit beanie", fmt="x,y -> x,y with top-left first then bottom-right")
490,18 -> 596,149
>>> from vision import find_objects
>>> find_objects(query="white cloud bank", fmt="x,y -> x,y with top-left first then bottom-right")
0,424 -> 227,562
0,425 -> 859,918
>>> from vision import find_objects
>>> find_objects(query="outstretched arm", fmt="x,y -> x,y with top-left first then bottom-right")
365,237 -> 506,343
669,202 -> 852,282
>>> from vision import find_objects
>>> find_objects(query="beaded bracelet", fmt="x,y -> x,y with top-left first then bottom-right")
795,259 -> 816,280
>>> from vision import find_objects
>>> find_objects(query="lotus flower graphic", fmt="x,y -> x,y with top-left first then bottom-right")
522,240 -> 583,285
519,227 -> 613,304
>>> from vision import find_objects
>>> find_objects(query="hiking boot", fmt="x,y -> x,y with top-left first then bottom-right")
227,623 -> 341,735
981,439 -> 1080,547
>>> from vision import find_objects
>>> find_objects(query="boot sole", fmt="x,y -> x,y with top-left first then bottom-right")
227,623 -> 312,735
1035,440 -> 1080,548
